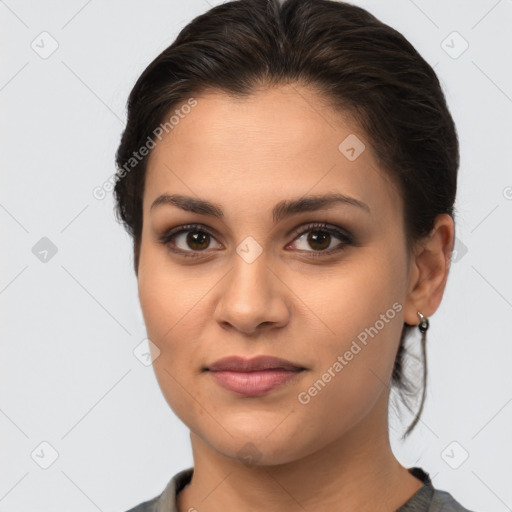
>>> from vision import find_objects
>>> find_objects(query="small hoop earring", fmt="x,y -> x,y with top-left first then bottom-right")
417,311 -> 429,334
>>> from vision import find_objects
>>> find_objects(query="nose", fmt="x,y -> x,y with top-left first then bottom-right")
213,250 -> 290,335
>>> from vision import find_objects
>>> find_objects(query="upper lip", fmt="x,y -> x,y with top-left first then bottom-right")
206,355 -> 306,372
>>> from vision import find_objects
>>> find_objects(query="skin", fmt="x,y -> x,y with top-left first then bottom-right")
137,84 -> 454,512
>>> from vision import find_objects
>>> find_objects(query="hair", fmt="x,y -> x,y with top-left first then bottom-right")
113,0 -> 459,439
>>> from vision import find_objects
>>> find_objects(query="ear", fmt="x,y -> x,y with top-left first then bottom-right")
403,214 -> 455,327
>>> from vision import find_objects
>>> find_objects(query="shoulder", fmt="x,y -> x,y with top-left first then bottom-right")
123,496 -> 159,512
120,467 -> 194,512
430,489 -> 477,512
405,467 -> 478,512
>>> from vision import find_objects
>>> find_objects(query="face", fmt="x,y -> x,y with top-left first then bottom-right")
137,84 -> 413,465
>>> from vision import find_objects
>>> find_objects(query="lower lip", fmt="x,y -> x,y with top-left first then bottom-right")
208,369 -> 304,397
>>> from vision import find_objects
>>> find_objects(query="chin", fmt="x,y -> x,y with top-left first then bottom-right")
202,427 -> 314,468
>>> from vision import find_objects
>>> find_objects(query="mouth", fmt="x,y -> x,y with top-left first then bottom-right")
204,355 -> 307,397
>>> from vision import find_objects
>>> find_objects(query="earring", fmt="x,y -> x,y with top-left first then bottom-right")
417,311 -> 429,334
402,311 -> 430,438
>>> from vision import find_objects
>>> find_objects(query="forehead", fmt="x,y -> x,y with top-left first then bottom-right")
143,85 -> 402,224
147,84 -> 363,169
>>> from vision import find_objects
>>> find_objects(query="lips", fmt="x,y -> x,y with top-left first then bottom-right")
205,356 -> 306,397
206,355 -> 305,372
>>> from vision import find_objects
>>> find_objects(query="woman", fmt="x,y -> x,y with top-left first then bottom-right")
114,0 -> 476,510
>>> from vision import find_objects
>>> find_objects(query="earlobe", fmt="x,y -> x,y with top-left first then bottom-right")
403,214 -> 455,326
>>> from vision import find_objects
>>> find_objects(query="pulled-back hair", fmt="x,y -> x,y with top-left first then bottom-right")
114,0 -> 459,438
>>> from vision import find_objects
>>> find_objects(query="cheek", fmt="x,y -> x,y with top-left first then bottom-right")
137,266 -> 199,419
137,243 -> 217,413
304,249 -> 407,397
137,242 -> 207,342
314,247 -> 406,344
289,274 -> 405,448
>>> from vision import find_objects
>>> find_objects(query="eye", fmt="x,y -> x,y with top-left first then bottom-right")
287,222 -> 353,257
158,224 -> 221,258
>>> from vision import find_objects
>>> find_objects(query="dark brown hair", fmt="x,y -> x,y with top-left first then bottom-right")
114,0 -> 459,438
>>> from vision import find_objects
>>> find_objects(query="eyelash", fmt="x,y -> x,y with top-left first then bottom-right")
158,222 -> 353,259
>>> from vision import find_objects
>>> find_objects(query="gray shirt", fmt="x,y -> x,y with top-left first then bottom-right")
124,466 -> 477,512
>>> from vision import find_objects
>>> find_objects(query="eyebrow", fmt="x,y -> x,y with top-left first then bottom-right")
150,192 -> 370,223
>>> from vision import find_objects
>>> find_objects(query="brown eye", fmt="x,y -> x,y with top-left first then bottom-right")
185,231 -> 210,251
306,230 -> 332,251
289,222 -> 353,256
158,224 -> 222,258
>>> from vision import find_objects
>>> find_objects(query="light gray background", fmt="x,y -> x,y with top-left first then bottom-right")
1,1 -> 511,511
